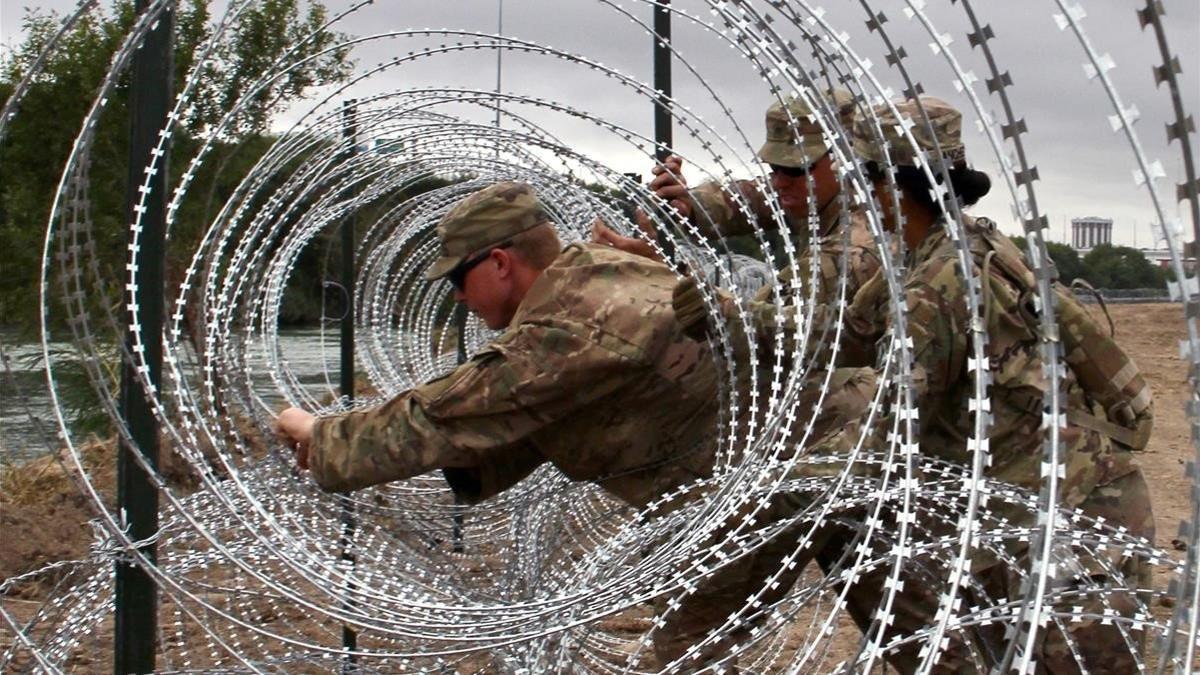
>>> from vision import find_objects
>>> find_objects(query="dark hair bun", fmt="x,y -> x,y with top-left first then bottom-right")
949,167 -> 991,206
876,165 -> 992,218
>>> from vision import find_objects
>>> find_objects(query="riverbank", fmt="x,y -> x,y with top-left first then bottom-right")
0,416 -> 274,596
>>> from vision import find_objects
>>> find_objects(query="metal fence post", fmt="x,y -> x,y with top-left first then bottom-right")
339,99 -> 359,670
653,0 -> 673,162
452,304 -> 468,553
652,0 -> 678,264
115,0 -> 173,672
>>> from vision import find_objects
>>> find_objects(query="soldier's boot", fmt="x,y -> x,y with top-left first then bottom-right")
1032,587 -> 1139,674
853,572 -> 998,674
816,526 -> 1010,674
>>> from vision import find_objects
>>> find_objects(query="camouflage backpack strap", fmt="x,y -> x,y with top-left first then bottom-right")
971,216 -> 1040,335
1068,278 -> 1115,336
971,218 -> 1154,451
1056,288 -> 1154,450
970,217 -> 1038,289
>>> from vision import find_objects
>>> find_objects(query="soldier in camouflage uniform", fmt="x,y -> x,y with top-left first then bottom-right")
840,97 -> 1154,673
274,181 -> 873,671
596,89 -> 884,367
275,181 -> 720,509
729,96 -> 1151,672
632,91 -> 891,669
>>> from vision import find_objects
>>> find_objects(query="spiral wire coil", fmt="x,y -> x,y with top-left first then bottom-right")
0,0 -> 1197,672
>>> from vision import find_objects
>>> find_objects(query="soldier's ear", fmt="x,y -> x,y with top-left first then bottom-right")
491,247 -> 516,279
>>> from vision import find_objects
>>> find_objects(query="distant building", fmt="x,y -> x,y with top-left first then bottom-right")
1065,212 -> 1195,270
1071,216 -> 1112,251
1140,247 -> 1198,274
1066,215 -> 1196,274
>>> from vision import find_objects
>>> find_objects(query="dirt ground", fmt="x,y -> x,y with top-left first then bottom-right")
0,303 -> 1196,669
1103,303 -> 1196,556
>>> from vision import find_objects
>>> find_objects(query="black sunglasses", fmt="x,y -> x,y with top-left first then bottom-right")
768,151 -> 829,178
447,243 -> 511,291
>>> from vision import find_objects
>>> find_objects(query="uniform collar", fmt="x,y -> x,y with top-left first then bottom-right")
505,244 -> 581,328
907,221 -> 950,265
816,191 -> 846,237
785,188 -> 846,246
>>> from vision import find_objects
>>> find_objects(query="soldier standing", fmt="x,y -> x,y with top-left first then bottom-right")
661,96 -> 1154,672
780,96 -> 1152,672
596,88 -> 884,366
863,97 -> 1153,672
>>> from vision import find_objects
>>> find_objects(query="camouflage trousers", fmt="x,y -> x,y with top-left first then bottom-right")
651,366 -> 876,670
836,469 -> 1155,674
653,428 -> 1154,672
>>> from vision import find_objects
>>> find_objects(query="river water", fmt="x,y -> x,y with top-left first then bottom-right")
0,329 -> 345,463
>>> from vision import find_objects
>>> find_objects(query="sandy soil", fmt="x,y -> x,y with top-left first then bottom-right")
1103,303 -> 1195,555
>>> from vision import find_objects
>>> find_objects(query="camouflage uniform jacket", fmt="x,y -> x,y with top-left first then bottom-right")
692,179 -> 883,366
691,178 -> 835,244
745,206 -> 882,367
308,243 -> 721,507
811,219 -> 1139,506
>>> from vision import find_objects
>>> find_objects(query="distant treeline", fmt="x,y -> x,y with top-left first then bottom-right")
715,230 -> 1173,291
1010,236 -> 1174,290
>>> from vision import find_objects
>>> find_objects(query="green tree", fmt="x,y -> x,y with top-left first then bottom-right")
191,0 -> 352,136
1045,241 -> 1085,284
1010,236 -> 1085,284
0,0 -> 354,331
1080,243 -> 1168,289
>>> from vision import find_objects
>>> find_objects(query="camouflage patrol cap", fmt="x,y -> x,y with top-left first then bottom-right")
425,181 -> 549,280
757,88 -> 855,168
852,96 -> 966,168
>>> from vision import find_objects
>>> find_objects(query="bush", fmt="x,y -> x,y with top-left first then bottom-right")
1080,243 -> 1168,290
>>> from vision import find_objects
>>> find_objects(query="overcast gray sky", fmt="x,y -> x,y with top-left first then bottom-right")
4,0 -> 1198,247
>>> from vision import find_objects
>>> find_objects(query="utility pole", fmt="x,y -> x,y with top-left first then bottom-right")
652,0 -> 672,162
495,0 -> 503,132
338,99 -> 359,670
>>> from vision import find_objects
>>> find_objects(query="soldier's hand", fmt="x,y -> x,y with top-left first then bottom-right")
275,407 -> 315,470
590,217 -> 663,262
672,276 -> 712,341
650,154 -> 694,220
633,207 -> 658,241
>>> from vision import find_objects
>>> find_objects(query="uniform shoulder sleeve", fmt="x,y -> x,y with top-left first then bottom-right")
801,254 -> 968,465
846,211 -> 884,290
902,252 -> 968,405
691,179 -> 776,239
307,354 -> 503,494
